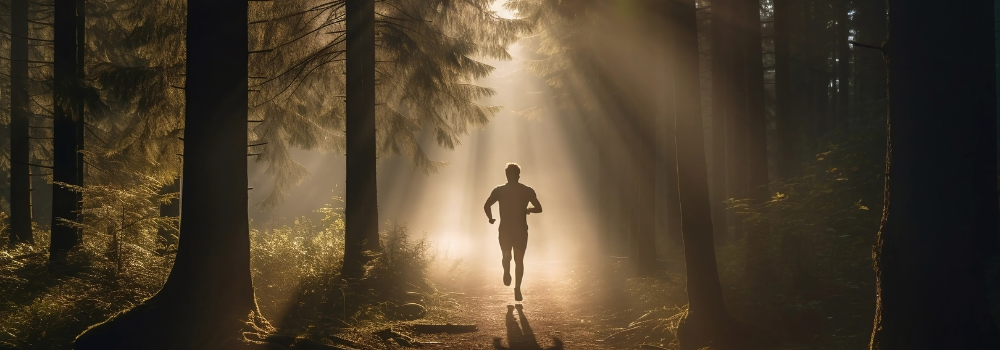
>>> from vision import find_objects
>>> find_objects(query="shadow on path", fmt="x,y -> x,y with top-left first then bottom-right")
493,305 -> 564,350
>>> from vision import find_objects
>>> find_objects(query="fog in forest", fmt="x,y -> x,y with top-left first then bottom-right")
3,0 -> 999,350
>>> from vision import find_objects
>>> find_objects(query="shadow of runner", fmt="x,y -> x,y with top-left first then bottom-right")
493,304 -> 564,350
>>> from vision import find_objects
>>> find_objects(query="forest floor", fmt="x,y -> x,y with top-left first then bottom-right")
309,255 -> 879,350
416,259 -> 668,350
281,257 -> 697,350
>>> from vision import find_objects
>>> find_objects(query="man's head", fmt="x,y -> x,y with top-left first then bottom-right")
505,163 -> 521,183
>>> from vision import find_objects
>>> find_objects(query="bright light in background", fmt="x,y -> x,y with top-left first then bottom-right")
249,0 -> 614,276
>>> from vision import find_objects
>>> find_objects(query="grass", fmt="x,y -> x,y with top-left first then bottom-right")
0,196 -> 444,350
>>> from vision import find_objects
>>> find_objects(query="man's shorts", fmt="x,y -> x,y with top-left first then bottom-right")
498,227 -> 528,253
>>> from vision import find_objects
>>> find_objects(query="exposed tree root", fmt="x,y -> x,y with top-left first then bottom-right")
601,307 -> 684,348
74,293 -> 273,350
676,309 -> 777,350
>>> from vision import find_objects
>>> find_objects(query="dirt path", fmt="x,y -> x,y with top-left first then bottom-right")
413,259 -> 683,350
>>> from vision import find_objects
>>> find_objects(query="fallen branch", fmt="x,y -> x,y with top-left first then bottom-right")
411,323 -> 477,334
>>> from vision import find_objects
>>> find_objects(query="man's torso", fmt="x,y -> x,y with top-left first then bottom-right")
493,182 -> 535,231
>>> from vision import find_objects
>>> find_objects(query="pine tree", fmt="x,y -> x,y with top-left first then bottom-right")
709,0 -> 733,242
739,0 -> 772,294
74,0 -> 271,348
247,0 -> 526,275
50,0 -> 84,260
8,0 -> 33,245
869,0 -> 999,348
343,0 -> 378,278
670,1 -> 739,348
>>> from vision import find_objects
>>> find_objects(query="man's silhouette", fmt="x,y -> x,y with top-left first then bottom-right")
484,163 -> 542,301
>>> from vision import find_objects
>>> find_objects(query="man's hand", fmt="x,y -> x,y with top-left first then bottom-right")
489,218 -> 496,224
526,206 -> 540,215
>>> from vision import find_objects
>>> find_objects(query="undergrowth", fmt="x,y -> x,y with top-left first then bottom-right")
0,194 -> 444,350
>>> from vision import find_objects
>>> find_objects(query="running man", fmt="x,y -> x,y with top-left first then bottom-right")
484,163 -> 542,301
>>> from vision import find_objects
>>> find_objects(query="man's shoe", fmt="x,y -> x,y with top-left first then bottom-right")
503,272 -> 512,286
514,287 -> 522,302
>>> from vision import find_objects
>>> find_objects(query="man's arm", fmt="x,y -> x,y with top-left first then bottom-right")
484,190 -> 498,224
527,191 -> 542,215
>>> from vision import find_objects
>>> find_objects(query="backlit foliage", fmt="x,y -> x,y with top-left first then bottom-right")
248,0 -> 530,208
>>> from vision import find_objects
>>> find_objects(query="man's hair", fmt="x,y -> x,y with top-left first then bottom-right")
505,162 -> 521,177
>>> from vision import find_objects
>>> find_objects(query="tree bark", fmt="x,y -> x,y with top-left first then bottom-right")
869,1 -> 1000,349
709,0 -> 732,243
637,87 -> 657,273
8,0 -> 32,246
50,0 -> 83,260
73,1 -> 269,348
656,17 -> 683,247
671,1 -> 737,348
343,0 -> 380,278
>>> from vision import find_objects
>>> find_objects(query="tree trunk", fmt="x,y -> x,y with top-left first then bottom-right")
709,0 -> 731,243
637,91 -> 657,273
671,1 -> 737,348
599,103 -> 618,254
75,0 -> 86,225
725,44 -> 748,241
8,0 -> 32,246
835,0 -> 850,126
73,1 -> 269,348
157,177 -> 180,247
772,0 -> 795,180
869,1 -> 1000,349
740,0 -> 773,294
50,0 -> 83,259
343,0 -> 379,278
656,21 -> 683,247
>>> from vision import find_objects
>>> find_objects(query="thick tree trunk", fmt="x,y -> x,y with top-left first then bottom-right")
51,0 -> 83,259
637,95 -> 657,273
157,177 -> 180,247
598,106 -> 618,253
671,1 -> 738,349
869,1 -> 1000,349
73,1 -> 268,348
835,0 -> 850,126
343,0 -> 379,278
8,0 -> 32,245
709,0 -> 731,243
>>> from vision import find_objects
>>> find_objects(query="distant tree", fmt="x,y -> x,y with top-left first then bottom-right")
709,0 -> 733,242
248,0 -> 525,276
869,0 -> 1000,349
670,1 -> 739,348
739,0 -> 772,292
772,0 -> 794,180
8,0 -> 32,245
87,0 -> 186,245
73,0 -> 270,348
835,0 -> 850,125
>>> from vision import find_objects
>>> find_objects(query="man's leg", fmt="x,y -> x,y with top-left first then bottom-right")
513,231 -> 528,301
513,247 -> 525,289
500,232 -> 513,286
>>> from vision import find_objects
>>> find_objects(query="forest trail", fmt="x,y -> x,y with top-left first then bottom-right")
415,259 -> 680,350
